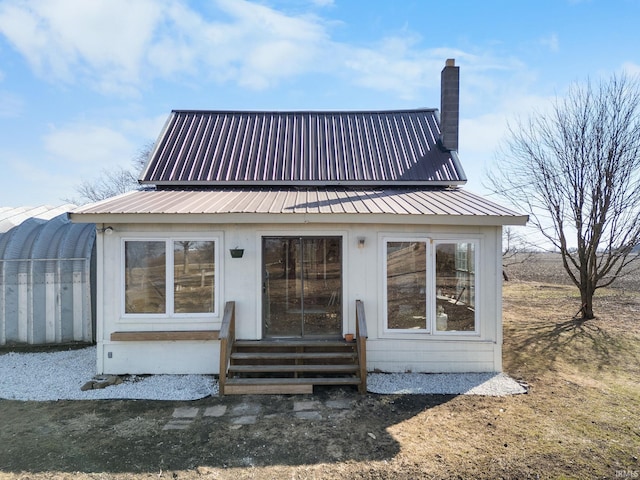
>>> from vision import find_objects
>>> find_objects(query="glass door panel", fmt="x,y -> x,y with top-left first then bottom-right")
263,237 -> 303,337
262,237 -> 342,338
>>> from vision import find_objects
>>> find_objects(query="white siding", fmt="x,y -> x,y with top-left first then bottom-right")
100,342 -> 219,375
96,221 -> 503,375
366,339 -> 498,373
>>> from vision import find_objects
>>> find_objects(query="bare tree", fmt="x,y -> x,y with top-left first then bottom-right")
501,227 -> 536,281
66,142 -> 154,205
71,167 -> 138,204
489,74 -> 640,319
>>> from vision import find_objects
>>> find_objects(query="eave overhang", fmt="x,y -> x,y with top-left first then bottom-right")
69,188 -> 528,227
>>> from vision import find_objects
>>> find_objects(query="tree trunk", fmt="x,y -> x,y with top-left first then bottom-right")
579,287 -> 596,320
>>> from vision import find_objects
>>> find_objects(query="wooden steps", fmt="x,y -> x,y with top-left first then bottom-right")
222,339 -> 362,395
223,377 -> 361,395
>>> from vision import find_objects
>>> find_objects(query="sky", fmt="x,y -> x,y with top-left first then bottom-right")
1,0 -> 639,208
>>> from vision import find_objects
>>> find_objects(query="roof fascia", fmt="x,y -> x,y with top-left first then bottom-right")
139,180 -> 468,187
448,150 -> 467,183
138,112 -> 176,183
69,211 -> 528,227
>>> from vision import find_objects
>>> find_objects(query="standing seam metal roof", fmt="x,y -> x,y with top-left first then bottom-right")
140,109 -> 467,186
70,188 -> 525,221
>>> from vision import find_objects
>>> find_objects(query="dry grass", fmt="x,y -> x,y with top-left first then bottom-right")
0,278 -> 639,479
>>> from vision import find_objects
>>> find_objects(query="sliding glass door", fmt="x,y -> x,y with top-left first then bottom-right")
262,236 -> 342,338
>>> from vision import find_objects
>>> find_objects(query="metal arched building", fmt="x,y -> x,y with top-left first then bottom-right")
0,206 -> 95,345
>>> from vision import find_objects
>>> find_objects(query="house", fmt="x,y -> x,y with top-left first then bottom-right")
69,59 -> 527,394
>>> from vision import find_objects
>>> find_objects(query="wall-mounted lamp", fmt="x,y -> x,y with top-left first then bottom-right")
229,248 -> 244,258
357,237 -> 366,249
98,226 -> 114,235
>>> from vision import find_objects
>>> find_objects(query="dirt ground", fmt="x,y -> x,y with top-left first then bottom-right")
1,254 -> 639,479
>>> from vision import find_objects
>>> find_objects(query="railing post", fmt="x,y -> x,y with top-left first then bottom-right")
218,301 -> 235,396
355,300 -> 368,394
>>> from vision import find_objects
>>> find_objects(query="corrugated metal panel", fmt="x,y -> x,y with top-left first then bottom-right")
0,207 -> 95,345
0,204 -> 76,233
140,110 -> 467,186
71,188 -> 524,221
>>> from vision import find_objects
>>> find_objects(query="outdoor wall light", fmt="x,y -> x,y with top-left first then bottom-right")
229,247 -> 244,258
98,226 -> 114,235
357,237 -> 366,248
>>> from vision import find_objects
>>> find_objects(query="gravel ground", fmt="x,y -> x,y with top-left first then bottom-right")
0,347 -> 526,401
368,372 -> 527,396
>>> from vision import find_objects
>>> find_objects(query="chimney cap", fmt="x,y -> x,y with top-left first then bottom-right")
445,58 -> 456,67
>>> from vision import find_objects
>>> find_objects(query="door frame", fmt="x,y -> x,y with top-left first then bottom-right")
256,230 -> 348,340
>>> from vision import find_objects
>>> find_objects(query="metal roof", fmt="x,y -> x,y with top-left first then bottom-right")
0,204 -> 77,234
0,206 -> 95,261
70,188 -> 527,225
140,109 -> 466,187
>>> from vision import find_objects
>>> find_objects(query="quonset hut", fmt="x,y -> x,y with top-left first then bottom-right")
0,205 -> 95,346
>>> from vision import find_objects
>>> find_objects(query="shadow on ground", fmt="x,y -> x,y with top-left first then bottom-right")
0,387 -> 453,474
507,315 -> 637,375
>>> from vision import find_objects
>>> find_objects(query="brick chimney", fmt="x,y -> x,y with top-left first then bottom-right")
440,58 -> 459,151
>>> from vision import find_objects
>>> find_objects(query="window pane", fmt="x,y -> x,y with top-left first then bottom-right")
174,241 -> 215,313
125,241 -> 166,313
386,241 -> 427,330
436,243 -> 475,331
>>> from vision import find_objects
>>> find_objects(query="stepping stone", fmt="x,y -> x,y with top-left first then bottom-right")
231,402 -> 261,416
326,399 -> 353,409
204,405 -> 227,417
231,415 -> 257,425
163,419 -> 194,430
172,407 -> 200,418
295,411 -> 323,421
293,401 -> 321,411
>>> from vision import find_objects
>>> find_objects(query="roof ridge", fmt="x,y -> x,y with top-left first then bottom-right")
170,108 -> 439,115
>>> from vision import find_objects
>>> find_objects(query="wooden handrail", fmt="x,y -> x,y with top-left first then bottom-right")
355,299 -> 368,394
218,301 -> 236,396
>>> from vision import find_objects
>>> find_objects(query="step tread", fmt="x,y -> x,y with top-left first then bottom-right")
225,376 -> 361,386
234,340 -> 354,348
223,384 -> 314,395
228,364 -> 359,373
231,352 -> 356,360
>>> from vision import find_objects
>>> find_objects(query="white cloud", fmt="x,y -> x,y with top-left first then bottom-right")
0,114 -> 169,206
0,0 -> 461,99
0,0 -> 162,94
621,61 -> 640,77
0,0 -> 540,104
0,90 -> 22,117
310,0 -> 334,6
43,124 -> 134,171
200,0 -> 331,89
0,151 -> 84,206
341,34 -> 442,100
122,115 -> 168,142
539,33 -> 559,52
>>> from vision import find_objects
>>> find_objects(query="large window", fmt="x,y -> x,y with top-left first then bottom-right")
124,239 -> 216,316
384,238 -> 478,334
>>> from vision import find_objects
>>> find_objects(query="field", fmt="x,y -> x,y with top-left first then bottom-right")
0,253 -> 639,479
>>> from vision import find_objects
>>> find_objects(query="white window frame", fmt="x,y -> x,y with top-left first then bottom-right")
381,235 -> 480,337
121,236 -> 220,321
432,238 -> 479,336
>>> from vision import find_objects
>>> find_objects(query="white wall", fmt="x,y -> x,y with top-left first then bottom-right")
95,221 -> 503,374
